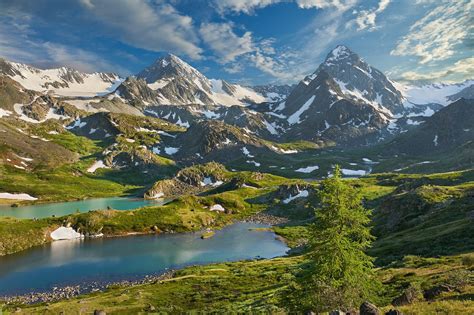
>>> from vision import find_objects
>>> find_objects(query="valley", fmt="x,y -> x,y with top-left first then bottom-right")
0,44 -> 473,314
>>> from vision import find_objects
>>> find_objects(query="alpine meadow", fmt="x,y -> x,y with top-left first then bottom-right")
0,0 -> 473,314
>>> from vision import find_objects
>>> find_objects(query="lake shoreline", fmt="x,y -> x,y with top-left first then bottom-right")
0,196 -> 169,219
0,222 -> 289,303
0,270 -> 175,305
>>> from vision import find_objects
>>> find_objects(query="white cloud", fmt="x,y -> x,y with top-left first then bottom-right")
391,1 -> 471,64
249,51 -> 292,79
80,0 -> 202,60
224,63 -> 245,74
295,0 -> 356,10
213,0 -> 280,14
199,22 -> 254,63
42,42 -> 128,74
220,0 -> 359,82
78,0 -> 94,9
214,0 -> 357,14
198,20 -> 293,80
398,57 -> 474,82
348,0 -> 391,31
0,10 -> 128,74
270,4 -> 353,82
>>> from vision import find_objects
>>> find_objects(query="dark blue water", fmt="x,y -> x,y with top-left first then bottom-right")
0,197 -> 166,219
0,222 -> 288,295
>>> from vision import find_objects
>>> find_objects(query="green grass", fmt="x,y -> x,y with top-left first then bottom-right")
0,216 -> 62,255
30,123 -> 102,155
273,225 -> 310,248
1,160 -> 473,313
0,170 -> 292,255
7,253 -> 473,314
201,230 -> 215,239
0,163 -> 141,203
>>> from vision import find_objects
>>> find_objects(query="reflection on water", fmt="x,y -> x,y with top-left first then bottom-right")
0,197 -> 166,219
0,222 -> 288,295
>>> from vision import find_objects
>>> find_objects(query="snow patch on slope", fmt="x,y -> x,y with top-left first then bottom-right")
0,192 -> 38,200
399,80 -> 473,107
288,95 -> 316,125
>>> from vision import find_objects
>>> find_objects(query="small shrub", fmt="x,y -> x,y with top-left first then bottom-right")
461,254 -> 474,267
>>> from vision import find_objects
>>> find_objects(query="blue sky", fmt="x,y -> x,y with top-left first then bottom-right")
0,0 -> 472,85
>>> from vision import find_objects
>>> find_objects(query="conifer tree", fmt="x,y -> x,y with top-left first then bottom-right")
287,165 -> 379,312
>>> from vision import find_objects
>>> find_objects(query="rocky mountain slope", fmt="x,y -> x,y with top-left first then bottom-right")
385,98 -> 474,155
0,58 -> 122,97
251,84 -> 294,102
118,53 -> 265,107
1,46 -> 472,176
264,46 -> 396,145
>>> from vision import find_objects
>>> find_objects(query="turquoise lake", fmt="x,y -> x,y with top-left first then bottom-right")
0,222 -> 288,296
0,197 -> 166,219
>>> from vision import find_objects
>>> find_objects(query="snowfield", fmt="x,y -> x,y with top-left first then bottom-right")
0,108 -> 12,118
295,165 -> 319,173
210,204 -> 225,212
6,60 -> 123,97
283,189 -> 309,204
288,95 -> 316,125
200,177 -> 224,187
399,80 -> 473,107
0,192 -> 38,200
50,227 -> 83,240
164,147 -> 179,155
341,169 -> 367,176
87,160 -> 109,173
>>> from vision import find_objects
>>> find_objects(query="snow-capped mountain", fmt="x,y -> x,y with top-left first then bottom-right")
251,84 -> 294,102
386,98 -> 474,155
129,53 -> 265,106
398,80 -> 474,108
0,58 -> 123,97
315,45 -> 405,114
1,47 -> 472,151
447,83 -> 474,101
269,45 -> 397,144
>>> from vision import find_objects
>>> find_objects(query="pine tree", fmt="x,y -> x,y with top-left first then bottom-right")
288,165 -> 379,312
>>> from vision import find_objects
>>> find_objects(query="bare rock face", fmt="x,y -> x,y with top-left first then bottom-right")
144,162 -> 227,199
116,76 -> 163,107
22,98 -> 51,121
275,183 -> 312,199
448,84 -> 474,101
252,84 -> 294,102
360,301 -> 381,315
423,284 -> 454,300
134,53 -> 264,106
318,45 -> 404,114
392,285 -> 420,306
385,98 -> 474,156
278,45 -> 400,146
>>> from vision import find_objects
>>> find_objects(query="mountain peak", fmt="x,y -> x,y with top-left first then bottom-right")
324,45 -> 358,64
151,53 -> 187,68
137,53 -> 204,84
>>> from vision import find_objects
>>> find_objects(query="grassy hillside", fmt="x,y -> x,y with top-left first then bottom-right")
6,253 -> 473,314
0,169 -> 299,255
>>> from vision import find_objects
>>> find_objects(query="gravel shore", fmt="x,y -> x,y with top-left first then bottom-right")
0,271 -> 174,305
243,213 -> 289,225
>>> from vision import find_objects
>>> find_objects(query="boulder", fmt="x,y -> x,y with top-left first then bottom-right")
385,309 -> 403,315
392,285 -> 420,306
360,301 -> 381,315
94,310 -> 106,315
423,284 -> 453,300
